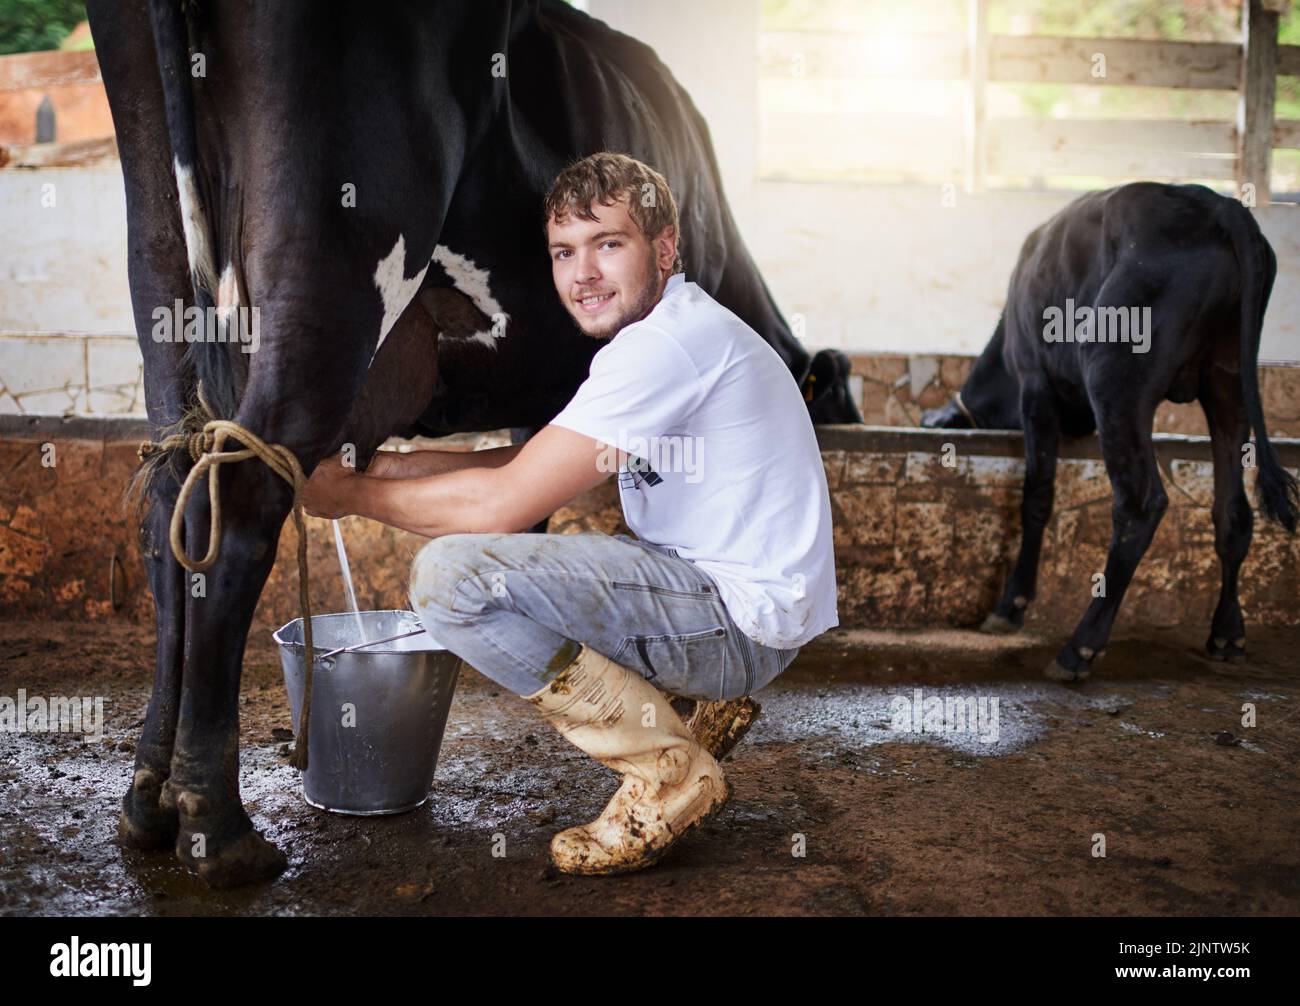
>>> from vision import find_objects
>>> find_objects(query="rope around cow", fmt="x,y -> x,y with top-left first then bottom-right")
137,418 -> 317,771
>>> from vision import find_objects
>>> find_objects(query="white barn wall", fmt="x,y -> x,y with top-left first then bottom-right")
1,0 -> 1298,417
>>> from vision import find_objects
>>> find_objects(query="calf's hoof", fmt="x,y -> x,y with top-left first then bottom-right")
1206,635 -> 1246,664
1044,642 -> 1103,683
116,768 -> 178,851
1044,657 -> 1091,683
980,611 -> 1021,635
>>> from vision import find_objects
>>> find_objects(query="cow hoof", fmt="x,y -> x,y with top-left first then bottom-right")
1044,658 -> 1090,683
116,770 -> 178,851
980,612 -> 1021,635
179,827 -> 287,889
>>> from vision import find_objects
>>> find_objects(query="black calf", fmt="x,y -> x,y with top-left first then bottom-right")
924,182 -> 1297,680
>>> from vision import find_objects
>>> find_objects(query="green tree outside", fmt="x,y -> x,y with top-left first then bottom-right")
0,0 -> 89,56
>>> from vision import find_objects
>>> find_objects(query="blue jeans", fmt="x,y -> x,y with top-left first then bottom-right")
408,531 -> 800,698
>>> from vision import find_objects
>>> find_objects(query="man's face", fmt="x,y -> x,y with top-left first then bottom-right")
547,196 -> 674,340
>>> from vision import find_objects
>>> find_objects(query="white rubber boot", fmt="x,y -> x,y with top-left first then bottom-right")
526,644 -> 730,875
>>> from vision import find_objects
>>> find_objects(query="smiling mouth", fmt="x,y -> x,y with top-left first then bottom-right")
575,291 -> 615,313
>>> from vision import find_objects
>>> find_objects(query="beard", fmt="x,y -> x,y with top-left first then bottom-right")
570,245 -> 663,340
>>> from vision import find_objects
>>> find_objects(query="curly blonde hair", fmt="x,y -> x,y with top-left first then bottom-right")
543,151 -> 683,274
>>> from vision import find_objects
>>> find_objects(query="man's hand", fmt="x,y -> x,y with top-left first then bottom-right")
363,451 -> 403,479
301,454 -> 361,519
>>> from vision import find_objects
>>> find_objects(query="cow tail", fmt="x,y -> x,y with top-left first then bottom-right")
1223,200 -> 1297,533
147,0 -> 237,418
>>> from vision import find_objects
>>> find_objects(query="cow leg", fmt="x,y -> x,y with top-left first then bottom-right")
86,0 -> 197,853
117,474 -> 187,850
117,350 -> 194,854
161,293 -> 446,886
163,454 -> 294,886
1046,408 -> 1168,682
982,381 -> 1060,634
1200,378 -> 1252,662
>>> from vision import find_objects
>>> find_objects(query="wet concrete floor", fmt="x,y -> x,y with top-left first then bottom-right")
1,619 -> 1297,915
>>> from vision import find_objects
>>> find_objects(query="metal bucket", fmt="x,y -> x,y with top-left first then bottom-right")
274,609 -> 461,815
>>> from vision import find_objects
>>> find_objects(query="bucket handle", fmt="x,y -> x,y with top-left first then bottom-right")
315,627 -> 427,663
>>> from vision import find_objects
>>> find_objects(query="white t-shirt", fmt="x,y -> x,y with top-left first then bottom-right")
549,272 -> 838,649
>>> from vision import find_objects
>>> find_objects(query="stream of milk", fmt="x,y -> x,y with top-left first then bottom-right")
331,518 -> 368,645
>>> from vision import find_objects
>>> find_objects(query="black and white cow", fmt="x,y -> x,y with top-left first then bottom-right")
89,0 -> 861,887
924,182 -> 1297,682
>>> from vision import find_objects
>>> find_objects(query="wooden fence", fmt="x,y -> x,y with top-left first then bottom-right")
759,0 -> 1300,202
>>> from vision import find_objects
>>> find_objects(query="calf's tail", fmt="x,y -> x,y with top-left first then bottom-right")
1220,199 -> 1297,532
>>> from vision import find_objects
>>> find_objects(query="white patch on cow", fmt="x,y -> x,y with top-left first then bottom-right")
372,234 -> 431,363
215,262 -> 238,335
174,158 -> 217,296
431,244 -> 508,349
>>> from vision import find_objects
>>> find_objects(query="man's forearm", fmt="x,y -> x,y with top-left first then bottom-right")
350,465 -> 535,538
302,425 -> 611,536
369,444 -> 525,479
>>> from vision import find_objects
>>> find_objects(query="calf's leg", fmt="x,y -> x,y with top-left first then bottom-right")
1200,377 -> 1253,662
1046,408 -> 1167,682
982,381 -> 1060,633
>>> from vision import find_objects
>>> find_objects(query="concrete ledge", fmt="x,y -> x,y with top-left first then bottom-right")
815,423 -> 1300,465
0,412 -> 148,442
7,413 -> 1300,466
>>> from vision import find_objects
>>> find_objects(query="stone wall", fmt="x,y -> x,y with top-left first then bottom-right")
817,427 -> 1300,632
2,418 -> 1296,641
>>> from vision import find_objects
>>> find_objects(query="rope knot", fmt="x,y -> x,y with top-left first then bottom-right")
134,416 -> 316,771
187,430 -> 213,463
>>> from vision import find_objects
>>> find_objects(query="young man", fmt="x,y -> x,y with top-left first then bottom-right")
302,152 -> 837,874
